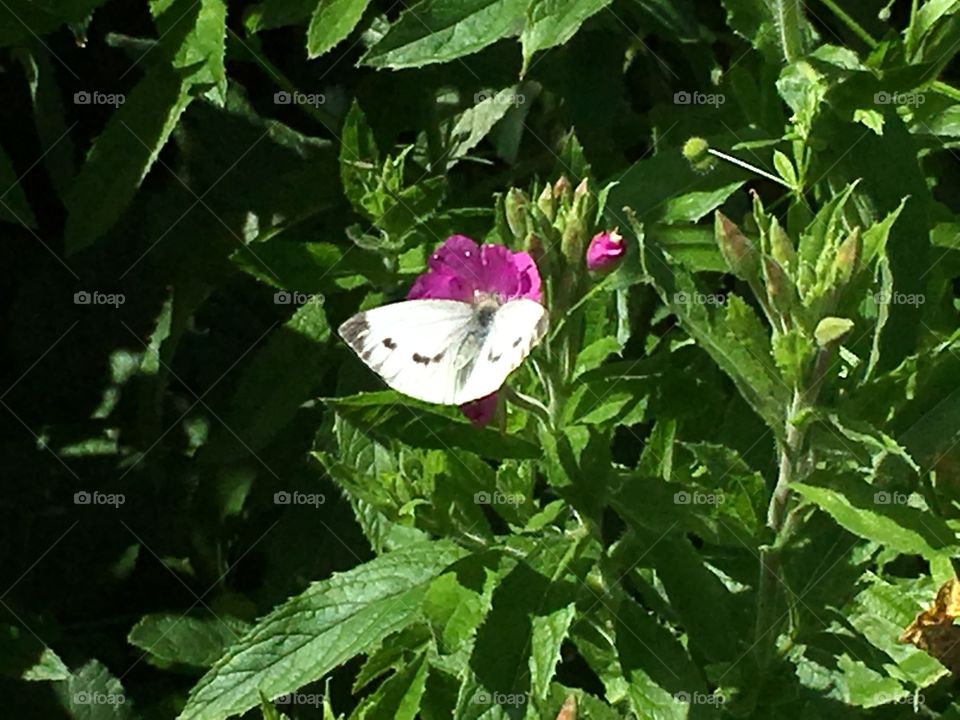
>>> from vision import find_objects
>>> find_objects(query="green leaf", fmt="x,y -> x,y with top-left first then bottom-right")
660,181 -> 746,225
180,541 -> 467,720
64,66 -> 193,254
793,475 -> 960,561
520,0 -> 614,73
443,88 -> 518,169
150,0 -> 228,104
231,240 -> 388,292
16,47 -> 76,200
360,0 -> 528,69
0,624 -> 70,681
307,0 -> 373,58
0,141 -> 36,228
615,594 -> 709,719
0,0 -> 108,46
354,654 -> 430,720
529,602 -> 576,701
56,660 -> 136,720
128,614 -> 249,669
326,391 -> 540,460
639,226 -> 788,435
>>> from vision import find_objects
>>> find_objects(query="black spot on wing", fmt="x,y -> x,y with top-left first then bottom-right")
488,349 -> 502,362
412,351 -> 445,365
382,338 -> 397,349
512,337 -> 522,348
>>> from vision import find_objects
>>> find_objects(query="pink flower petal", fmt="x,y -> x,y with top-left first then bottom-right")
428,235 -> 483,290
407,270 -> 472,302
508,251 -> 542,302
479,244 -> 521,299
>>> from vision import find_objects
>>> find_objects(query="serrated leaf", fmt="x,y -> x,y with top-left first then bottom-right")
793,475 -> 960,561
529,603 -> 576,701
360,0 -> 528,69
56,660 -> 135,720
520,0 -> 614,73
0,624 -> 70,681
0,0 -> 108,46
150,0 -> 227,104
179,541 -> 467,720
64,67 -> 193,253
307,0 -> 373,58
326,391 -> 540,460
128,614 -> 249,669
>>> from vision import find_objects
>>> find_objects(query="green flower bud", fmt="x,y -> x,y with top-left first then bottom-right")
553,175 -> 573,207
763,256 -> 796,317
715,211 -> 759,279
682,136 -> 716,173
832,227 -> 861,286
536,183 -> 555,222
769,216 -> 796,269
504,188 -> 528,240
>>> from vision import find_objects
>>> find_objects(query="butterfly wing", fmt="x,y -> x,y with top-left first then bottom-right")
338,299 -> 476,404
454,298 -> 549,404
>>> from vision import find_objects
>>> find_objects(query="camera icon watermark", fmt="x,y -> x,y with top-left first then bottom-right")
673,291 -> 726,306
873,291 -> 925,306
74,290 -> 125,308
874,491 -> 909,505
874,91 -> 925,106
74,490 -> 125,508
673,690 -> 725,705
273,90 -> 326,107
273,490 -> 325,508
473,491 -> 525,506
274,692 -> 323,707
273,290 -> 318,305
473,90 -> 526,107
73,90 -> 125,107
73,691 -> 126,706
472,690 -> 528,707
673,90 -> 725,107
673,491 -> 724,506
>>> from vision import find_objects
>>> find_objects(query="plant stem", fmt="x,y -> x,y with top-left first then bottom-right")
817,0 -> 877,48
755,388 -> 804,668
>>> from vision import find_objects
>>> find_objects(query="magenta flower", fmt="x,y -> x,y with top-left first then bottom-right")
408,234 -> 542,303
586,229 -> 625,272
407,235 -> 543,426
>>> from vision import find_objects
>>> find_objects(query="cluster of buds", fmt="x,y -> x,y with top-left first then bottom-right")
500,175 -> 625,285
714,192 -> 873,387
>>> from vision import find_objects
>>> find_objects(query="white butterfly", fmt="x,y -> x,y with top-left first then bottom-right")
338,293 -> 548,405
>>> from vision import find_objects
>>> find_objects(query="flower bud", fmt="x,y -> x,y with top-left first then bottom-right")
682,136 -> 716,174
537,183 -> 555,222
832,227 -> 861,286
553,175 -> 573,206
460,393 -> 498,426
715,211 -> 759,279
769,216 -> 796,269
504,188 -> 528,241
763,256 -> 796,316
586,229 -> 625,272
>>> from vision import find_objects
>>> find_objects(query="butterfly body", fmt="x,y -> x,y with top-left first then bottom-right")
338,294 -> 548,405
